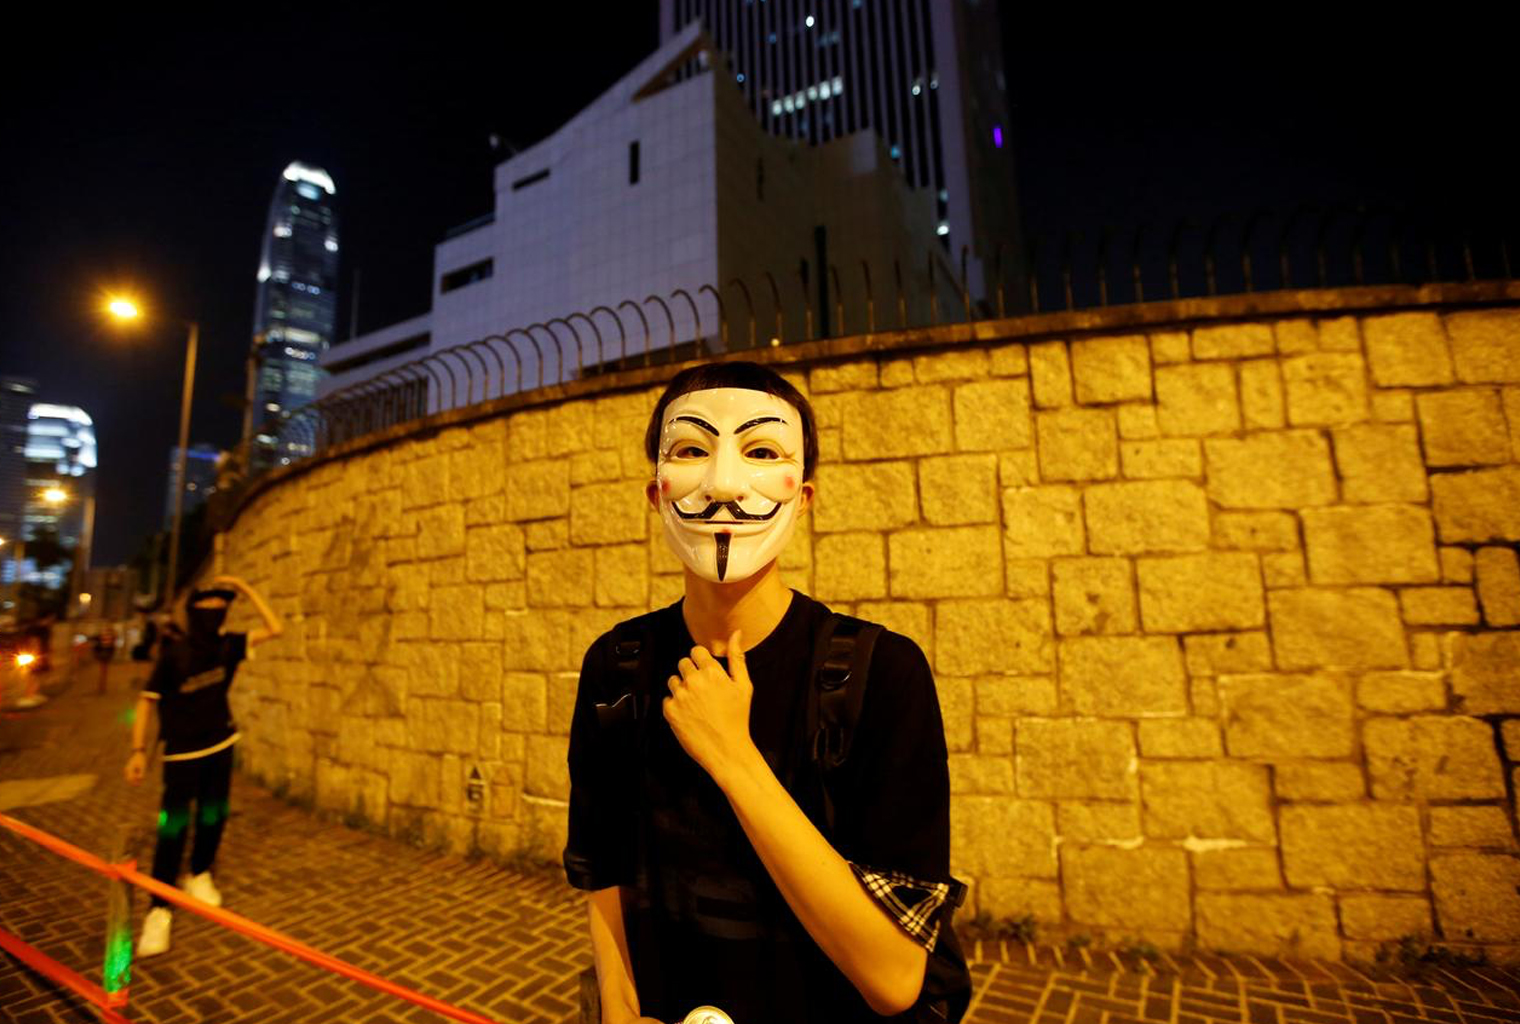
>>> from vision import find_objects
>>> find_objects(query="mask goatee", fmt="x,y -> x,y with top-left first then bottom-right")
715,533 -> 731,582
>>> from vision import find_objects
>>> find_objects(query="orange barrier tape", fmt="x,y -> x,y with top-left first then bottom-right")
0,927 -> 132,1024
0,812 -> 505,1024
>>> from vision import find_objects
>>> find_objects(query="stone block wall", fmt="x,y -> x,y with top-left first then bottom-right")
218,298 -> 1520,963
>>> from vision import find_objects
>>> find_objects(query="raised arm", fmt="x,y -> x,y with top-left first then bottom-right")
664,633 -> 928,1016
212,574 -> 283,646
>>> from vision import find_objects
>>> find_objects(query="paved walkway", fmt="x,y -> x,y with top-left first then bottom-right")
3,657 -> 1518,1024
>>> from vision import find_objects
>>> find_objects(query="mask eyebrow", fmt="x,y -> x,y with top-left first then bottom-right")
736,416 -> 786,433
671,415 -> 719,436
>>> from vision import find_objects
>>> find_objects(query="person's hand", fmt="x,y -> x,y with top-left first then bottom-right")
664,630 -> 758,784
125,751 -> 146,786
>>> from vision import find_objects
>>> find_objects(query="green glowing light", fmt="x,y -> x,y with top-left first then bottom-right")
198,799 -> 229,826
103,928 -> 132,992
117,707 -> 136,726
157,808 -> 190,837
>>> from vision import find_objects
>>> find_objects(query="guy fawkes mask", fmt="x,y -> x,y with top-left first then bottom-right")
654,387 -> 808,584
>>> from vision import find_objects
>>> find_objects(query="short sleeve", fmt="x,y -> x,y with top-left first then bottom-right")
142,656 -> 168,700
563,636 -> 638,891
829,632 -> 951,888
143,650 -> 174,698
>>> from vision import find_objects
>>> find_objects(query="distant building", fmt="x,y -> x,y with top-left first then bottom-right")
0,376 -> 37,559
80,566 -> 140,621
21,403 -> 96,590
250,161 -> 340,469
322,25 -> 945,406
163,444 -> 221,529
663,0 -> 1024,306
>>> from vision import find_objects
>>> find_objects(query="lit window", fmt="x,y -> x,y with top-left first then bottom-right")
266,403 -> 280,412
768,32 -> 777,43
784,97 -> 795,112
807,85 -> 818,100
273,224 -> 292,237
937,223 -> 950,236
992,124 -> 1004,149
819,82 -> 830,99
324,238 -> 338,252
737,72 -> 745,83
296,183 -> 321,200
804,14 -> 814,27
890,145 -> 901,160
833,75 -> 843,92
930,76 -> 939,89
772,101 -> 783,116
911,83 -> 922,96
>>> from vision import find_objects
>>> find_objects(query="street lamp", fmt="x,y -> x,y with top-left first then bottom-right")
105,295 -> 199,606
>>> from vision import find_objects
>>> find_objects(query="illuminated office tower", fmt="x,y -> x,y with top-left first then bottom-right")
0,376 -> 37,556
249,161 -> 339,468
22,403 -> 96,590
661,0 -> 1022,305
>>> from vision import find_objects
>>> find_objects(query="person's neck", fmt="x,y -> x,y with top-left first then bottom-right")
680,560 -> 794,655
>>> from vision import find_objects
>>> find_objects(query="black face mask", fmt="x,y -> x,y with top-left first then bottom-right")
186,589 -> 236,643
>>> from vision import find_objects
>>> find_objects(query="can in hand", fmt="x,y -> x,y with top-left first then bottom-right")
682,1007 -> 734,1024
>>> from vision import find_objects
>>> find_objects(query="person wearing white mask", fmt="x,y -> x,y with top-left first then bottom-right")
565,361 -> 969,1023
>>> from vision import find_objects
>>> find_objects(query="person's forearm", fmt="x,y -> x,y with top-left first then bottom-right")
586,887 -> 642,1023
224,576 -> 283,636
714,747 -> 928,1015
243,585 -> 283,635
131,697 -> 152,750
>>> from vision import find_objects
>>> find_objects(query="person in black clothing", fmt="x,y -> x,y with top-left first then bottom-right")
565,362 -> 969,1022
124,574 -> 283,957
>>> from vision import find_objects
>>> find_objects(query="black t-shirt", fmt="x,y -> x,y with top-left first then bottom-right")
144,633 -> 247,758
564,591 -> 953,1022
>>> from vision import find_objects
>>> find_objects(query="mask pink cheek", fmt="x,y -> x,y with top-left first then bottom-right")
660,478 -> 671,496
784,475 -> 795,492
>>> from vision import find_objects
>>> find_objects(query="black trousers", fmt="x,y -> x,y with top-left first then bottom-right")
150,747 -> 234,907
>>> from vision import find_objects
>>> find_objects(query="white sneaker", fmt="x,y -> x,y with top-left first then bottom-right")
181,871 -> 222,907
137,907 -> 172,957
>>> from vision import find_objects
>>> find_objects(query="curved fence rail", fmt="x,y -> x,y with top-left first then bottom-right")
216,209 -> 1516,534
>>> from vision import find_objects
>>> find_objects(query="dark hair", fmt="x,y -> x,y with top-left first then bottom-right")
644,361 -> 820,479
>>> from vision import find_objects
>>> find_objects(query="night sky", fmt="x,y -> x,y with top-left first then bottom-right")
0,9 -> 1506,566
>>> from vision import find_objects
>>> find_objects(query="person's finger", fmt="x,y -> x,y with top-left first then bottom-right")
677,657 -> 699,680
667,674 -> 684,694
727,629 -> 749,686
691,645 -> 719,670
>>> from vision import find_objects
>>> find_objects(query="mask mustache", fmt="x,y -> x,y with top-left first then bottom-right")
672,499 -> 780,522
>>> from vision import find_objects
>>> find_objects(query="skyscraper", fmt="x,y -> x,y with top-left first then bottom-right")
0,376 -> 37,556
162,444 -> 220,529
661,0 -> 1023,306
22,403 -> 96,591
250,161 -> 339,469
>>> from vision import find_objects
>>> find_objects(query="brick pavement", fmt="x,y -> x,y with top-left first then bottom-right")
3,657 -> 1519,1024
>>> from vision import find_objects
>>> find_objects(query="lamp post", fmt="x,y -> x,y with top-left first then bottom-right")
39,487 -> 96,619
105,297 -> 198,606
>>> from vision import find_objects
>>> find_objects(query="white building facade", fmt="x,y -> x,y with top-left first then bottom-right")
322,24 -> 947,404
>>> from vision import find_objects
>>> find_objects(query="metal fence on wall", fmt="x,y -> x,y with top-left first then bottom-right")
213,206 -> 1516,534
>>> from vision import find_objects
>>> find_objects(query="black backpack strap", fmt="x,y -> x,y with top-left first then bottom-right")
808,612 -> 883,833
597,619 -> 653,730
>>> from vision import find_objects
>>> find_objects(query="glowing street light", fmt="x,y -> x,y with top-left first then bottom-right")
41,486 -> 69,505
106,297 -> 141,321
